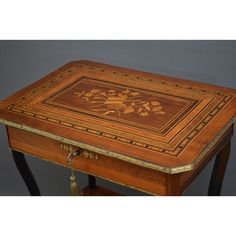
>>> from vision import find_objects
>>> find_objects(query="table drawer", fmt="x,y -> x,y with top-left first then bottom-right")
6,126 -> 167,195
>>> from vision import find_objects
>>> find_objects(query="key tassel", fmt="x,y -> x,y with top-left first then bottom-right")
70,175 -> 83,196
67,150 -> 83,196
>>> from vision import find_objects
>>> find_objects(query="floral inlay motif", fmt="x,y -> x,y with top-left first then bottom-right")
75,88 -> 165,117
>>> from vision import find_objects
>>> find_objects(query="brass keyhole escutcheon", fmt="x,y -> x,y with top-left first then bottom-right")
81,149 -> 98,160
60,143 -> 74,153
60,143 -> 99,160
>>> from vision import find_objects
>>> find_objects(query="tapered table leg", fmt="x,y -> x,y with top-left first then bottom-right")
208,141 -> 231,196
12,150 -> 41,196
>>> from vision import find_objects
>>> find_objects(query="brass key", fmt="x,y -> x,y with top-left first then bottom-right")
67,150 -> 83,196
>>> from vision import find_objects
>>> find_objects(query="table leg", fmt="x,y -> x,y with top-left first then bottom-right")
88,174 -> 96,189
12,150 -> 41,196
208,141 -> 231,196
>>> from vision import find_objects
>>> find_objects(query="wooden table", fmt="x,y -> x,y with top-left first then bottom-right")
0,61 -> 235,196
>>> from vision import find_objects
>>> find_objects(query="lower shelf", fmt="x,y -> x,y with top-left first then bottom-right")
82,185 -> 123,196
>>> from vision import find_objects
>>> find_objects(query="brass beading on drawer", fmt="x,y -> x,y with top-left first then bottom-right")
60,143 -> 98,160
81,149 -> 99,160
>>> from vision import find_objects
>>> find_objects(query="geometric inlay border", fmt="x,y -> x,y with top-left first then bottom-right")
5,64 -> 233,157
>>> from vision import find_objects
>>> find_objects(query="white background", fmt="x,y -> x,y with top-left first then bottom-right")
0,0 -> 235,236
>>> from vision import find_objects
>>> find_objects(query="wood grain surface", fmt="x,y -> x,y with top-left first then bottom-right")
0,60 -> 236,174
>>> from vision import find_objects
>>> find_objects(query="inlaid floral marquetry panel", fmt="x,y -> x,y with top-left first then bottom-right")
75,88 -> 165,117
44,78 -> 198,133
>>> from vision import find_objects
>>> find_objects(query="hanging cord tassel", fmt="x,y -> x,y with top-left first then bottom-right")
67,151 -> 83,196
70,174 -> 82,196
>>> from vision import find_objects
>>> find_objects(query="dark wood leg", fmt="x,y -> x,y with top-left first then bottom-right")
12,150 -> 41,196
208,141 -> 231,196
88,174 -> 96,189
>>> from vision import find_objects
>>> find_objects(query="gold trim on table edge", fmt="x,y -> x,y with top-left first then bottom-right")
0,117 -> 235,174
10,147 -> 155,196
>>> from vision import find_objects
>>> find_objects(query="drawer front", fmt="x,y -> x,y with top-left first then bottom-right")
6,126 -> 167,195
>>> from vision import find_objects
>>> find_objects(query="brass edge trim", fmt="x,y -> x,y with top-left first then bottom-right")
170,116 -> 236,173
1,117 -> 235,174
10,147 -> 155,196
0,118 -> 173,173
191,115 -> 236,167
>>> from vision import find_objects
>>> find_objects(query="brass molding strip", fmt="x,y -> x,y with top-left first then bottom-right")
10,147 -> 155,196
0,117 -> 235,174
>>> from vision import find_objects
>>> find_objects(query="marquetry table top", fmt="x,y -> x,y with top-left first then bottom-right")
0,60 -> 236,174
